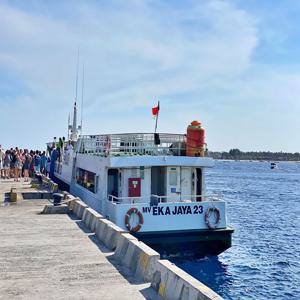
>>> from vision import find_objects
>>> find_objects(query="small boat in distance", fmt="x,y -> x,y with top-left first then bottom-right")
270,162 -> 278,169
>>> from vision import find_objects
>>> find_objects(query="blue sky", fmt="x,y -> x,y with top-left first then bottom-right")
0,0 -> 299,152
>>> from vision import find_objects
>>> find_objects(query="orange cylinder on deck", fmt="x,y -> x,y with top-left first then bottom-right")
186,120 -> 206,157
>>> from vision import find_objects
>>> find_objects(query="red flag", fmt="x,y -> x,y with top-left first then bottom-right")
152,102 -> 160,117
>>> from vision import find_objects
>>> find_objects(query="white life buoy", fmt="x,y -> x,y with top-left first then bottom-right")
125,208 -> 144,232
205,207 -> 220,229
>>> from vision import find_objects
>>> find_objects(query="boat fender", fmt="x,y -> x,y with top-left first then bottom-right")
205,207 -> 220,229
125,207 -> 144,232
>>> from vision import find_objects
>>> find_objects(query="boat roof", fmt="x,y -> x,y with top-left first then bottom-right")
108,155 -> 214,168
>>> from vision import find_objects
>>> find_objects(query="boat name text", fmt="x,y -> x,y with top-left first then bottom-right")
142,205 -> 203,216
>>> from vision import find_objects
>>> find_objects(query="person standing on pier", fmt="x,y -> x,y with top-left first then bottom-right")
46,157 -> 51,177
9,149 -> 15,178
14,151 -> 23,182
40,151 -> 47,175
49,147 -> 59,180
23,150 -> 32,182
33,151 -> 41,173
3,150 -> 11,179
10,150 -> 16,179
0,146 -> 4,178
29,150 -> 34,177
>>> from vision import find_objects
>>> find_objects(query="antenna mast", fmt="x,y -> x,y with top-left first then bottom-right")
80,63 -> 84,134
75,47 -> 79,103
69,47 -> 81,141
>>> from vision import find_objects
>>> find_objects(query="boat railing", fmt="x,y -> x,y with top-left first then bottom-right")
108,195 -> 150,204
76,133 -> 187,156
152,194 -> 222,203
108,194 -> 222,204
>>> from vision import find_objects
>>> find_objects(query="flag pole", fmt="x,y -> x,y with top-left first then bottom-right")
154,101 -> 160,134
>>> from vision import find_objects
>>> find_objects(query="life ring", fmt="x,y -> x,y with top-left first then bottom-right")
205,207 -> 220,229
125,208 -> 144,232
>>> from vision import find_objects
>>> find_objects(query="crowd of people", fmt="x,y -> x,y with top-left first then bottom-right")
0,139 -> 74,182
0,146 -> 50,182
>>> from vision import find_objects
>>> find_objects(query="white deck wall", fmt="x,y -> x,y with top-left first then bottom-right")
57,154 -> 213,219
70,153 -> 108,213
108,200 -> 227,232
120,167 -> 151,199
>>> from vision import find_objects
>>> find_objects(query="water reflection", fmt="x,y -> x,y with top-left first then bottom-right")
171,256 -> 234,297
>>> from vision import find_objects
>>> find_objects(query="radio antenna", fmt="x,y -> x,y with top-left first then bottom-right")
80,63 -> 84,133
69,47 -> 80,141
75,47 -> 79,104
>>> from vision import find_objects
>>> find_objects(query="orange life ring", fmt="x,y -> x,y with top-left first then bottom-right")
205,207 -> 220,229
125,208 -> 144,232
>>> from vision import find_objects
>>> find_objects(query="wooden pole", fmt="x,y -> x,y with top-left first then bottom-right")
154,101 -> 160,133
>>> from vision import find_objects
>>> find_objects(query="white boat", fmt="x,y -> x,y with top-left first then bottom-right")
48,103 -> 234,257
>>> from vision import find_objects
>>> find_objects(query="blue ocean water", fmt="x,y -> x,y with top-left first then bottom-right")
174,161 -> 300,300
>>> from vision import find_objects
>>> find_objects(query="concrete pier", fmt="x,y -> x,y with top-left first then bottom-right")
0,179 -> 159,299
0,179 -> 223,300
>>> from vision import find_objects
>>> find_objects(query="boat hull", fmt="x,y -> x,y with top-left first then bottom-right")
134,227 -> 234,258
52,175 -> 70,192
52,174 -> 234,257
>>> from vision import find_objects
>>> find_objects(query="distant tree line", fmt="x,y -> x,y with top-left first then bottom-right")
209,149 -> 300,161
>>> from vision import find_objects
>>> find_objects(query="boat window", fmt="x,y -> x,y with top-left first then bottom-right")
76,168 -> 96,193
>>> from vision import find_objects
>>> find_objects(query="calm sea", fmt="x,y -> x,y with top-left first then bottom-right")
174,161 -> 300,300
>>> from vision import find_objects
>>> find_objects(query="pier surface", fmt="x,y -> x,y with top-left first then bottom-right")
0,180 -> 159,300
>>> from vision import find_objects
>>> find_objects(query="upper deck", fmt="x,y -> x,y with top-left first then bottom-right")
75,133 -> 204,157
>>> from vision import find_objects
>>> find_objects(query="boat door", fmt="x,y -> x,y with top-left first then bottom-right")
107,169 -> 119,198
151,166 -> 166,197
166,167 -> 181,201
180,167 -> 192,200
193,168 -> 202,201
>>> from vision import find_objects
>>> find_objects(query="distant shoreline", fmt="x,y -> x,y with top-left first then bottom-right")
209,149 -> 300,162
214,158 -> 300,163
